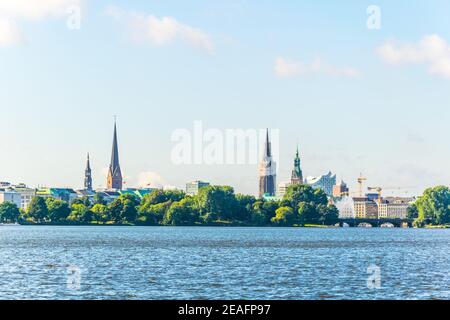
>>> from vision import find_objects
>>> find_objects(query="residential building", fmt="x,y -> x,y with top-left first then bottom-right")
306,172 -> 336,197
186,181 -> 210,196
353,197 -> 379,219
11,184 -> 36,210
258,129 -> 277,198
0,189 -> 22,208
378,197 -> 412,219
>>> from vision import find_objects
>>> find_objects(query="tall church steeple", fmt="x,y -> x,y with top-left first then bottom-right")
84,153 -> 93,191
107,120 -> 123,190
291,146 -> 303,185
258,129 -> 277,198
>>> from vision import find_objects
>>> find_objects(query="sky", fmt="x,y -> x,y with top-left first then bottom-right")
1,0 -> 450,196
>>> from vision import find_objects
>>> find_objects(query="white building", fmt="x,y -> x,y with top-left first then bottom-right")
0,189 -> 22,208
277,182 -> 291,198
11,185 -> 36,210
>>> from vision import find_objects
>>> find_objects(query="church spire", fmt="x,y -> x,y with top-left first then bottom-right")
84,153 -> 93,191
291,145 -> 303,185
107,119 -> 123,190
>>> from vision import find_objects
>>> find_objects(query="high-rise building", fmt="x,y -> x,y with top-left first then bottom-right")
84,153 -> 93,191
258,129 -> 277,198
291,147 -> 303,185
107,121 -> 123,190
0,189 -> 21,208
186,181 -> 210,195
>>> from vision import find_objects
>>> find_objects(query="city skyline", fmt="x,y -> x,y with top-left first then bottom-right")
1,1 -> 450,196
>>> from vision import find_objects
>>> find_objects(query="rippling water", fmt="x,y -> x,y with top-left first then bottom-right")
0,226 -> 449,300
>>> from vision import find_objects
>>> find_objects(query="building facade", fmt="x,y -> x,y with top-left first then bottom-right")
186,181 -> 210,195
353,197 -> 379,219
258,129 -> 277,198
306,172 -> 336,197
107,121 -> 123,190
0,189 -> 22,208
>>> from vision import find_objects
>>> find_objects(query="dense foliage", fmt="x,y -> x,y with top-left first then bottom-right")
2,184 -> 340,227
411,186 -> 450,227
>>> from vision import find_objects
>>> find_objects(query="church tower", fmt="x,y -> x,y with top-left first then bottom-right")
84,153 -> 93,191
258,129 -> 277,198
291,146 -> 304,185
107,120 -> 123,190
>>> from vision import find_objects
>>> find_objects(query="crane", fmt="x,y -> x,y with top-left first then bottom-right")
357,174 -> 367,197
367,187 -> 383,205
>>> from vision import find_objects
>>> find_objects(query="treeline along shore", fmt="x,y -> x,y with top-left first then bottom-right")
0,185 -> 449,228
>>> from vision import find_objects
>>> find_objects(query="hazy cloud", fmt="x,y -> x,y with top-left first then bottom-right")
106,6 -> 214,53
377,34 -> 450,78
0,0 -> 80,20
0,18 -> 23,46
137,171 -> 167,189
0,0 -> 81,46
274,57 -> 360,78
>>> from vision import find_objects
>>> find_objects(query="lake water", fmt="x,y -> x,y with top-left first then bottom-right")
0,226 -> 449,300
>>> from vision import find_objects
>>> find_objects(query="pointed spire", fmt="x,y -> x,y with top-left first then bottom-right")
265,128 -> 271,157
107,118 -> 123,190
84,152 -> 93,191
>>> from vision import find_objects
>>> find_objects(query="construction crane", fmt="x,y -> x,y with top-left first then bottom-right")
357,174 -> 367,197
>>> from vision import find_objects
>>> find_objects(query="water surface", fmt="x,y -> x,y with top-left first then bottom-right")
0,226 -> 449,300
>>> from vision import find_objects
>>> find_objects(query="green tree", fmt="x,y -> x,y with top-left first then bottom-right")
141,189 -> 185,206
108,194 -> 139,223
46,198 -> 71,222
271,206 -> 295,226
0,202 -> 20,223
407,203 -> 419,220
197,186 -> 237,221
234,194 -> 256,222
71,196 -> 91,207
68,204 -> 93,223
251,200 -> 278,226
93,193 -> 107,206
138,201 -> 171,225
91,204 -> 109,222
163,198 -> 199,226
415,186 -> 450,225
27,197 -> 49,223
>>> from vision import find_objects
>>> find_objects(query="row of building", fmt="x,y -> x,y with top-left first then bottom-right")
257,130 -> 413,219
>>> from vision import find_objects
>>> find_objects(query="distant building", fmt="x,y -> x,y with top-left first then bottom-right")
11,184 -> 36,210
353,196 -> 379,219
107,120 -> 123,190
0,189 -> 21,208
291,147 -> 303,185
306,172 -> 336,196
84,153 -> 93,191
186,181 -> 210,196
36,188 -> 78,203
332,180 -> 349,198
120,188 -> 157,200
258,129 -> 277,198
378,197 -> 412,219
277,182 -> 291,198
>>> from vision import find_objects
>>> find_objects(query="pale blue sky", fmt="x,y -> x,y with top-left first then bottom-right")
1,0 -> 450,196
